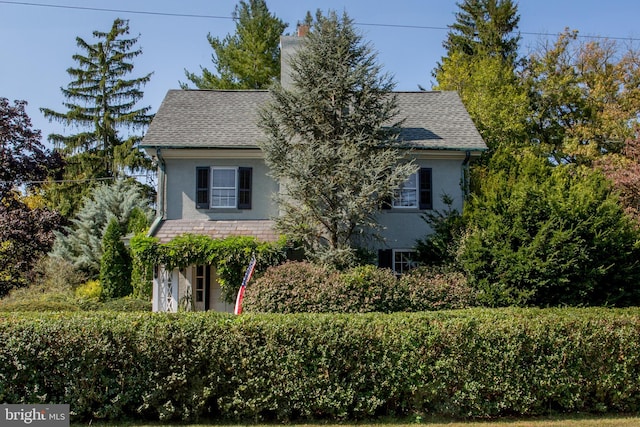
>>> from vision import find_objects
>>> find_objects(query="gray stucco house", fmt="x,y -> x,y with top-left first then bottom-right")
141,35 -> 486,312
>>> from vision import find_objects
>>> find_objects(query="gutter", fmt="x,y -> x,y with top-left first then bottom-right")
148,147 -> 166,237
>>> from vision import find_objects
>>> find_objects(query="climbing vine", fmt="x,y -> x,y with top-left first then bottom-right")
129,233 -> 287,303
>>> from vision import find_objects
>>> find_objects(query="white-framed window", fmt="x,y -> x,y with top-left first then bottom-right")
393,249 -> 419,274
393,173 -> 418,208
211,167 -> 237,208
391,168 -> 432,210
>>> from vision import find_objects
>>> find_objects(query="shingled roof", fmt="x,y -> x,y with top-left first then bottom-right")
142,89 -> 486,151
152,219 -> 279,244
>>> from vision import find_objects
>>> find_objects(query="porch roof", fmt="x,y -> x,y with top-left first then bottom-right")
151,219 -> 280,243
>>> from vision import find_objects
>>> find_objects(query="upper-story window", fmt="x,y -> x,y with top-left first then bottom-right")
195,166 -> 252,210
212,168 -> 237,208
391,168 -> 433,210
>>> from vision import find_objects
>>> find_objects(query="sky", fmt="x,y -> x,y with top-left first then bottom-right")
2,0 -> 640,145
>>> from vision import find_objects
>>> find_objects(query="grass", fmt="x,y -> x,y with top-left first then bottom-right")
70,414 -> 640,426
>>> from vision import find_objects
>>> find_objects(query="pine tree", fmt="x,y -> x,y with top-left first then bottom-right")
259,10 -> 415,267
100,217 -> 132,299
181,0 -> 287,89
440,0 -> 520,65
41,18 -> 153,217
51,179 -> 152,277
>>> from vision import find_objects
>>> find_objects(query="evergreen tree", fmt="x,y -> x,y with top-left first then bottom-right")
259,10 -> 415,267
459,147 -> 640,307
181,0 -> 287,89
100,217 -> 132,299
41,18 -> 153,217
440,0 -> 520,65
52,179 -> 152,277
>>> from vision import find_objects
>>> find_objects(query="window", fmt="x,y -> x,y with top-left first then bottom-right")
393,250 -> 419,274
212,168 -> 236,208
195,166 -> 252,209
391,168 -> 432,210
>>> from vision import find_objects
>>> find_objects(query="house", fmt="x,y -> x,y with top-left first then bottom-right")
141,34 -> 487,312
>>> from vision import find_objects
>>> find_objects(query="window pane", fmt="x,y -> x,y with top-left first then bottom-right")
212,169 -> 235,188
393,173 -> 418,208
394,250 -> 418,274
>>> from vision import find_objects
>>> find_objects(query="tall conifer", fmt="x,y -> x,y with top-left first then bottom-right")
41,18 -> 153,216
182,0 -> 287,89
259,11 -> 415,267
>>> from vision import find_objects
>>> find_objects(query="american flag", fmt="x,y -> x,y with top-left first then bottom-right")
234,255 -> 257,315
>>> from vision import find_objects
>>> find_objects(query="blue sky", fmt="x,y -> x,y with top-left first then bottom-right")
1,0 -> 639,143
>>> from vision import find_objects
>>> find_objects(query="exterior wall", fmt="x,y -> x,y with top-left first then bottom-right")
161,149 -> 278,221
376,155 -> 467,250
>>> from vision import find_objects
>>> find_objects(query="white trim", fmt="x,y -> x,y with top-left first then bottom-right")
210,166 -> 238,208
393,249 -> 419,274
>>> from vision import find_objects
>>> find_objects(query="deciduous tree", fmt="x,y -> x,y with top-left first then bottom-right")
181,0 -> 287,89
259,11 -> 415,267
0,98 -> 64,296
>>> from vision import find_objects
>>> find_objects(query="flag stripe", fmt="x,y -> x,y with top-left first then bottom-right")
234,255 -> 256,315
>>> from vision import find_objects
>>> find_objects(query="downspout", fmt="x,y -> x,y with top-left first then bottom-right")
148,147 -> 166,237
461,150 -> 471,199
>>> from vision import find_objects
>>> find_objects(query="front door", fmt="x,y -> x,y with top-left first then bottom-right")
193,265 -> 210,311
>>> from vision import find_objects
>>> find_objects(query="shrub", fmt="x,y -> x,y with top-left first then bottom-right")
244,262 -> 406,313
75,280 -> 102,300
243,261 -> 334,313
100,217 -> 132,299
0,309 -> 639,423
244,262 -> 479,313
400,266 -> 477,311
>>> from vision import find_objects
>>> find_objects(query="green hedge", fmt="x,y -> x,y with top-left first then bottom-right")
243,262 -> 477,313
0,309 -> 639,423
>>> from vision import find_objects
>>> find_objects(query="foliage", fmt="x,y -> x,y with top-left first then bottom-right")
0,308 -> 639,422
401,266 -> 477,311
435,52 -> 529,151
129,234 -> 287,303
40,18 -> 153,217
596,129 -> 640,223
523,29 -> 640,163
459,148 -> 640,307
0,98 -> 65,297
415,194 -> 465,266
100,218 -> 132,299
259,10 -> 415,267
51,179 -> 152,277
433,1 -> 527,151
243,262 -> 475,313
181,0 -> 287,89
75,280 -> 102,300
439,0 -> 521,65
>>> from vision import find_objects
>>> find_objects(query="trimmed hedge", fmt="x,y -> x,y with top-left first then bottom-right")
0,309 -> 639,423
243,262 -> 476,313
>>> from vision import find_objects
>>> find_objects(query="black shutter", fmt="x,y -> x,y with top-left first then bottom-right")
381,194 -> 392,210
419,168 -> 433,210
238,167 -> 252,209
196,167 -> 210,209
378,249 -> 393,269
